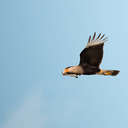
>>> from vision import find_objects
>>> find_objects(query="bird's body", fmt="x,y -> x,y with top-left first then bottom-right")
62,32 -> 120,78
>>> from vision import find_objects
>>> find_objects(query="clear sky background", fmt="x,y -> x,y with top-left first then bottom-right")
0,0 -> 128,128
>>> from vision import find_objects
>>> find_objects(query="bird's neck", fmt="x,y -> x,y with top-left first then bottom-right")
69,65 -> 84,74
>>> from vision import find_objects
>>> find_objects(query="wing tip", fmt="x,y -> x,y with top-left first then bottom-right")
86,32 -> 108,48
88,35 -> 91,43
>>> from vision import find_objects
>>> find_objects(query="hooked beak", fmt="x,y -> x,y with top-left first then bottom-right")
62,69 -> 68,75
62,72 -> 65,75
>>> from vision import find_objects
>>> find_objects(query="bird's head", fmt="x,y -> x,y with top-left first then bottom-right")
62,66 -> 73,75
62,66 -> 81,78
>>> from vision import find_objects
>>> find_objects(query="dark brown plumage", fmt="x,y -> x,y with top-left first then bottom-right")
79,33 -> 104,75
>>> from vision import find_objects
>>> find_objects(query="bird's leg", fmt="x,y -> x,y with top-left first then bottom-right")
69,74 -> 78,78
75,75 -> 78,78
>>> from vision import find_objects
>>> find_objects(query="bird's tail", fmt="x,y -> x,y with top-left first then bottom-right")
97,69 -> 120,76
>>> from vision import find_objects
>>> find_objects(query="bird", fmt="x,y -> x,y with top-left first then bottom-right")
62,32 -> 120,78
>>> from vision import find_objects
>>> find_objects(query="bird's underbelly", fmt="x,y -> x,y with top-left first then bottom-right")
82,65 -> 100,75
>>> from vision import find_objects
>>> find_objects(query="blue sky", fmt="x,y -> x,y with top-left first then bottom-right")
0,0 -> 128,128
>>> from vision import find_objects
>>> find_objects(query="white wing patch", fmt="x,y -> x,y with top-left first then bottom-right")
86,32 -> 108,48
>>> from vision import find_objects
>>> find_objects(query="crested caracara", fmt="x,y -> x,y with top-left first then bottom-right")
62,32 -> 120,78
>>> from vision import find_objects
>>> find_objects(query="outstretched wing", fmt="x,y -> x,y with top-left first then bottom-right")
79,32 -> 108,67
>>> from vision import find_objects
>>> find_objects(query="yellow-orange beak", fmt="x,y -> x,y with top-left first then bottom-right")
62,68 -> 69,75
